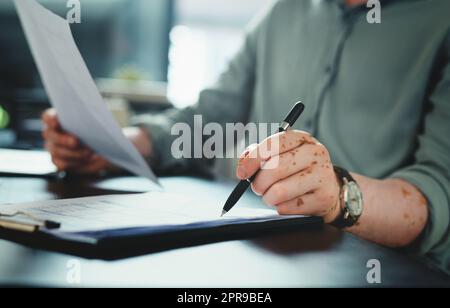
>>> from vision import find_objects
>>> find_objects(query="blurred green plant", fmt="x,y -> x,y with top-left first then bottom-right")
0,105 -> 10,129
113,64 -> 151,82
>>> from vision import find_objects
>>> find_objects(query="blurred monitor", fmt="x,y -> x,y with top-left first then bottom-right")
0,0 -> 173,148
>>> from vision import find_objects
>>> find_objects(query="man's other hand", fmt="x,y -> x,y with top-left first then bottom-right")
42,108 -> 112,174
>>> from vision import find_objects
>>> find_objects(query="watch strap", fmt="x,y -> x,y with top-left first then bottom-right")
331,166 -> 358,229
333,166 -> 355,184
331,208 -> 355,229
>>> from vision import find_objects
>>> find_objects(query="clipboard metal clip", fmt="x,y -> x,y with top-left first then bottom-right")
0,211 -> 61,233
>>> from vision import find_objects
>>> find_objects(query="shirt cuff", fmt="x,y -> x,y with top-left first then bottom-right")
390,165 -> 450,254
131,114 -> 187,172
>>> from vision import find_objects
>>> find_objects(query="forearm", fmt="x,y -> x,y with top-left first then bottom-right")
345,174 -> 429,248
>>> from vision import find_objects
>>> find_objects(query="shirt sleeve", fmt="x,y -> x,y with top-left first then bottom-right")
131,3 -> 277,173
390,30 -> 450,255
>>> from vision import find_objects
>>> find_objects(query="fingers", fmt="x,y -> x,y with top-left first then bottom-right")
43,129 -> 79,149
236,130 -> 340,221
275,194 -> 321,216
46,141 -> 97,172
41,109 -> 113,175
237,131 -> 317,180
250,143 -> 319,196
261,169 -> 319,206
51,156 -> 85,171
236,143 -> 258,176
42,109 -> 90,171
42,108 -> 80,150
47,144 -> 91,171
276,190 -> 339,219
45,141 -> 92,161
51,154 -> 108,174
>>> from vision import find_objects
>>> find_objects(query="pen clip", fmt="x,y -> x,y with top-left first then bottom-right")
0,211 -> 61,232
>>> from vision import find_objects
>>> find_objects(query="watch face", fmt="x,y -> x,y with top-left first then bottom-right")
344,182 -> 364,217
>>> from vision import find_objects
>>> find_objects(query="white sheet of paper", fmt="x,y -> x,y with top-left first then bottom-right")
0,149 -> 57,176
14,0 -> 159,188
0,192 -> 297,233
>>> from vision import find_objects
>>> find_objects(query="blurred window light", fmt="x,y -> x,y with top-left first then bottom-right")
168,0 -> 273,108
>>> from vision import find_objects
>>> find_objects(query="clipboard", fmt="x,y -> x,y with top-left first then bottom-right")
0,215 -> 323,260
0,189 -> 325,260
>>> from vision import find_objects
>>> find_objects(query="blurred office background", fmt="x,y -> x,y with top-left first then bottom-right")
0,0 -> 272,150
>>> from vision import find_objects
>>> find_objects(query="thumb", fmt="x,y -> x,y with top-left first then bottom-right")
42,109 -> 61,130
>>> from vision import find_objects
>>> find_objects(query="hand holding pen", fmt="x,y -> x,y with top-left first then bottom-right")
222,102 -> 342,224
222,102 -> 305,216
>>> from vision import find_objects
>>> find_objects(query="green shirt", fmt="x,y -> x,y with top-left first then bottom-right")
133,0 -> 450,274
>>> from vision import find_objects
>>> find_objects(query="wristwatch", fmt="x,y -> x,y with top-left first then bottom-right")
331,166 -> 364,229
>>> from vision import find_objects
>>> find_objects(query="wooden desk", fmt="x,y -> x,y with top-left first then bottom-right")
0,175 -> 448,287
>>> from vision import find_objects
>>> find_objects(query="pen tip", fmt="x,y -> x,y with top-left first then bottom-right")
221,210 -> 227,217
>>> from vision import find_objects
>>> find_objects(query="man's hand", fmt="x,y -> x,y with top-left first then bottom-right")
42,108 -> 153,175
236,130 -> 341,223
42,109 -> 112,174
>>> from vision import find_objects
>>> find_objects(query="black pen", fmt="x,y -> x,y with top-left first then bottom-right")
221,102 -> 305,217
